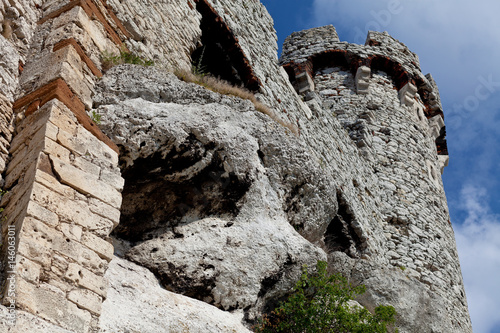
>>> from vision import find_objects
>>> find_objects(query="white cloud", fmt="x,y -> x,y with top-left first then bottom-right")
454,185 -> 500,333
311,0 -> 500,103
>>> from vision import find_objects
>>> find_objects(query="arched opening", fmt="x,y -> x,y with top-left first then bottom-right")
310,50 -> 354,76
369,56 -> 409,90
192,0 -> 260,91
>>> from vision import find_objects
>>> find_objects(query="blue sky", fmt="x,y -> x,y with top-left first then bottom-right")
260,1 -> 500,332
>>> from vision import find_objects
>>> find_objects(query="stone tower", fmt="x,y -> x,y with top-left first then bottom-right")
0,1 -> 471,332
279,26 -> 469,331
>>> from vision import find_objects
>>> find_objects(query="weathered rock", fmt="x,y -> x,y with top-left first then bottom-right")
95,65 -> 333,320
0,304 -> 74,333
99,257 -> 253,333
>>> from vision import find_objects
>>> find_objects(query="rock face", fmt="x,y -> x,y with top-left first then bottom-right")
95,65 -> 330,320
93,61 -> 469,332
99,257 -> 252,333
0,0 -> 472,332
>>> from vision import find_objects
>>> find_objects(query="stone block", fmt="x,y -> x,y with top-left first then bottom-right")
52,234 -> 84,261
68,288 -> 102,315
19,45 -> 94,109
1,169 -> 35,225
45,120 -> 59,141
438,155 -> 449,174
44,137 -> 72,162
18,217 -> 62,268
428,115 -> 444,140
51,6 -> 118,55
26,200 -> 59,227
399,82 -> 418,107
49,101 -> 120,160
47,99 -> 80,134
75,125 -> 119,165
99,167 -> 124,191
60,222 -> 83,241
73,156 -> 101,177
44,21 -> 106,71
9,104 -> 51,155
50,156 -> 122,209
355,66 -> 371,94
15,279 -> 91,333
17,255 -> 41,284
0,306 -> 75,333
88,197 -> 121,227
52,232 -> 107,274
65,263 -> 107,297
295,72 -> 315,94
56,125 -> 90,156
31,181 -> 87,224
4,147 -> 32,189
34,168 -> 76,199
6,123 -> 46,176
81,232 -> 114,261
31,180 -> 116,236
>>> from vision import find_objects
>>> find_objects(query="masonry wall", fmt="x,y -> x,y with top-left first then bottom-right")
0,1 -> 125,331
0,0 -> 472,332
279,26 -> 468,330
0,0 -> 44,189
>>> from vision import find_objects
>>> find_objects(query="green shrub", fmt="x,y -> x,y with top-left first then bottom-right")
254,261 -> 398,333
102,47 -> 154,71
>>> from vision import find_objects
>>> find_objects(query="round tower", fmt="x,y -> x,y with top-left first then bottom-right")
280,26 -> 470,331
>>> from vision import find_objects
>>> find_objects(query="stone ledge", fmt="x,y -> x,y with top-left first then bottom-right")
39,0 -> 125,47
53,38 -> 103,78
12,79 -> 119,153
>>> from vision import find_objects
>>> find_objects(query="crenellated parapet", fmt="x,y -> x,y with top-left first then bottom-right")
280,26 -> 448,161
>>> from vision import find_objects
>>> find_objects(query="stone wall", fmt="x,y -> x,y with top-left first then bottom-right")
0,1 -> 125,331
278,26 -> 468,331
0,0 -> 471,332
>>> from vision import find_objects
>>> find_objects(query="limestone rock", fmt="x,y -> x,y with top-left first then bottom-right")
95,65 -> 331,319
99,257 -> 252,333
0,305 -> 74,333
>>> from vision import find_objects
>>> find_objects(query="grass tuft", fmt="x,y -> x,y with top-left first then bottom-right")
174,69 -> 299,136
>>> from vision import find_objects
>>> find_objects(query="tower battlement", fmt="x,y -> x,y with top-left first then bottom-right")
280,26 -> 447,163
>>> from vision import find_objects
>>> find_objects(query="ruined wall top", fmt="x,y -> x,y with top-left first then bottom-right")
281,27 -> 420,70
280,26 -> 442,117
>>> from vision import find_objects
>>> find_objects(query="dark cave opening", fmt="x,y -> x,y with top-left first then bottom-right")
113,135 -> 252,243
192,0 -> 260,91
323,194 -> 364,258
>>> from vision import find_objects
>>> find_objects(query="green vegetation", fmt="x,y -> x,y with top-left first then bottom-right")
0,189 -> 8,221
254,261 -> 398,333
90,110 -> 102,125
192,45 -> 209,77
102,47 -> 154,71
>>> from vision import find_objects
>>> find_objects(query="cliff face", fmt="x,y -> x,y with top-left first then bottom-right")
0,0 -> 471,332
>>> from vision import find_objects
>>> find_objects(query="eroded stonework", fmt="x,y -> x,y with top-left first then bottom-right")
0,0 -> 471,332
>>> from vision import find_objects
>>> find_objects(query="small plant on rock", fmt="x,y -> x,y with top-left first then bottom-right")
90,110 -> 102,125
254,261 -> 398,333
102,46 -> 154,71
173,68 -> 299,136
